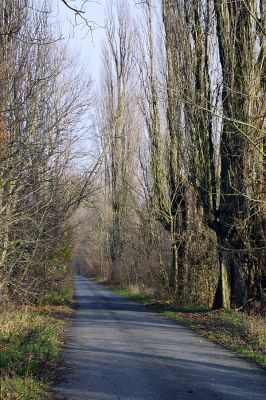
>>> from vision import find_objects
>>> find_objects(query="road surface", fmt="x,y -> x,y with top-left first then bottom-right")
55,275 -> 266,400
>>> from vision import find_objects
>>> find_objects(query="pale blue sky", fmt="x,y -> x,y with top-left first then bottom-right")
54,0 -> 106,83
53,1 -> 145,85
48,1 -> 158,162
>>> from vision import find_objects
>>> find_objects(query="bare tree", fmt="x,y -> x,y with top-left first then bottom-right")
97,1 -> 138,280
161,0 -> 266,308
0,0 -> 92,302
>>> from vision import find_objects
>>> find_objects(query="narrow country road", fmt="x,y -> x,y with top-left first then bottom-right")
55,275 -> 266,400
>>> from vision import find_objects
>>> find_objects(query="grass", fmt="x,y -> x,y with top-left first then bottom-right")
112,287 -> 152,304
105,283 -> 266,369
0,285 -> 74,400
1,377 -> 46,400
38,285 -> 73,306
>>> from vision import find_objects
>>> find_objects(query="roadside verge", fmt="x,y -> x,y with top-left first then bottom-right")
96,280 -> 266,370
0,285 -> 74,400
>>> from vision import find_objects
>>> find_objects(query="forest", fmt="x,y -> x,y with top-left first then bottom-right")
0,0 -> 265,398
77,0 -> 266,311
0,0 -> 265,313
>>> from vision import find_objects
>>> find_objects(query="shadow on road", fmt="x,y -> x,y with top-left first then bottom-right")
55,275 -> 266,400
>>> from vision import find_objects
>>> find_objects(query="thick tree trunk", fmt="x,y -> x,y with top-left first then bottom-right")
177,240 -> 189,307
213,246 -> 231,309
169,242 -> 178,296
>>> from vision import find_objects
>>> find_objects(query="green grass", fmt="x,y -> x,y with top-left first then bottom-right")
238,349 -> 266,367
38,285 -> 73,306
0,377 -> 46,400
218,310 -> 246,332
112,287 -> 152,304
0,313 -> 61,377
0,285 -> 74,400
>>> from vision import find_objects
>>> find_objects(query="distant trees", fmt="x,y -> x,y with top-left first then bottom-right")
96,1 -> 140,281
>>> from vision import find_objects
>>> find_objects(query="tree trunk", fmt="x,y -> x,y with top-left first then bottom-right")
169,241 -> 178,297
213,234 -> 231,309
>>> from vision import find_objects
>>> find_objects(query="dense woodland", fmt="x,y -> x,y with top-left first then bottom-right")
77,0 -> 266,311
0,0 -> 265,311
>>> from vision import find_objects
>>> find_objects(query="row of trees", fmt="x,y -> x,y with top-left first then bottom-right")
0,0 -> 91,302
1,0 -> 264,309
79,0 -> 265,310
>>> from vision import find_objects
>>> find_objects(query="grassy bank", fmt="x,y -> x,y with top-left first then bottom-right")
0,285 -> 74,400
102,283 -> 266,369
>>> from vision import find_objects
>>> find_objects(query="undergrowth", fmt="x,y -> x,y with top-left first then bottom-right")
0,284 -> 73,400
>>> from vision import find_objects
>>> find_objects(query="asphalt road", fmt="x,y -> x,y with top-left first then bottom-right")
55,275 -> 266,400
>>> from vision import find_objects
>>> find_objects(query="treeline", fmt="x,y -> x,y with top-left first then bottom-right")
0,0 -> 91,303
78,0 -> 266,310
